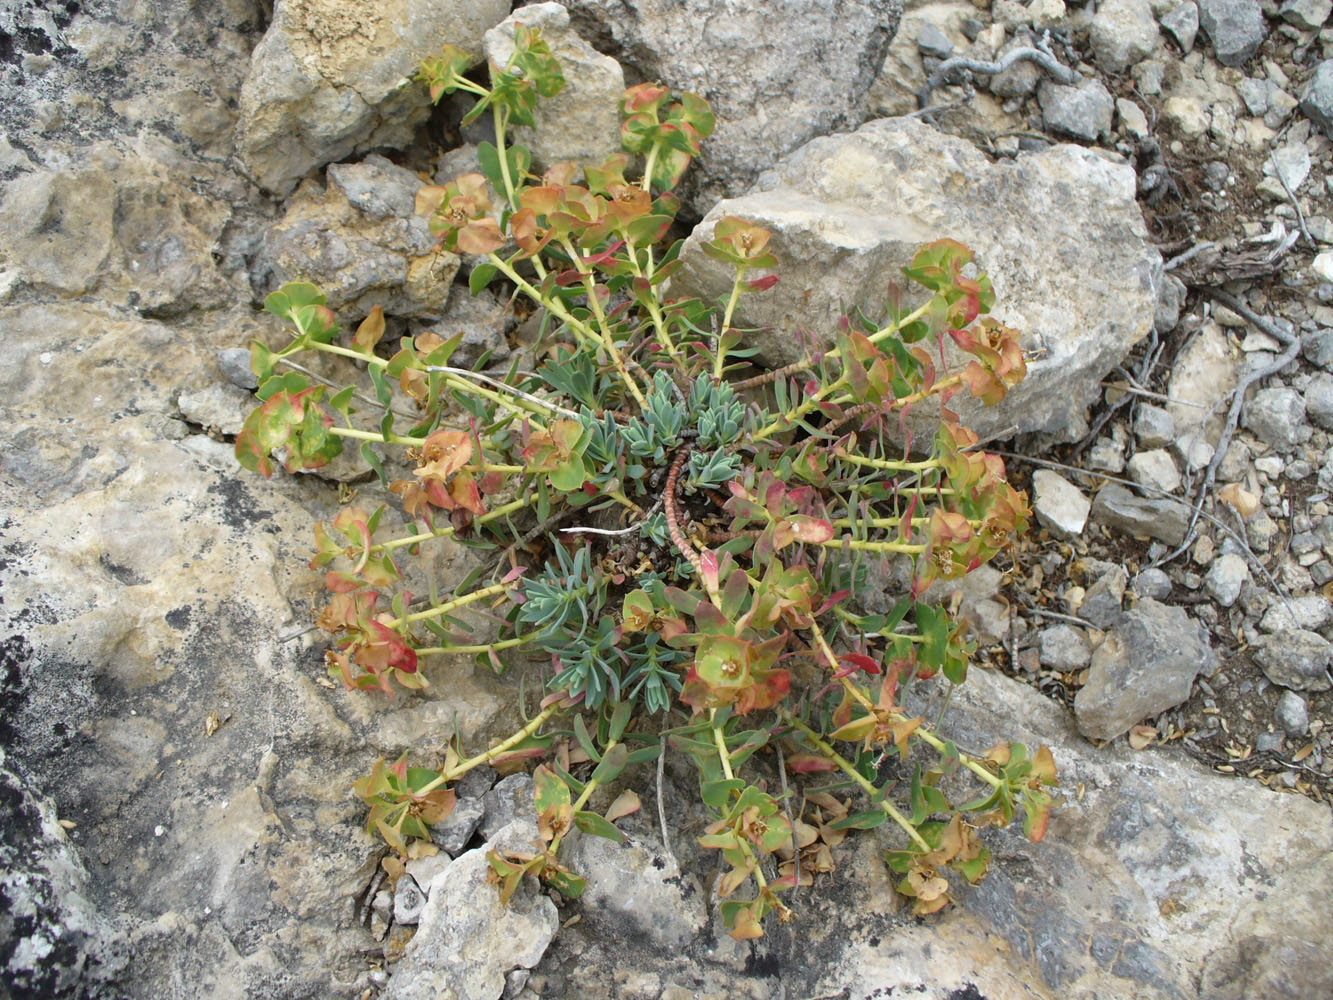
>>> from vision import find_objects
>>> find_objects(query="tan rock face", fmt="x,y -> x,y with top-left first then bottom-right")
235,0 -> 511,194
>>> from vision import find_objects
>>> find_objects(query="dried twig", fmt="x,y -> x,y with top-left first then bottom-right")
917,45 -> 1078,108
1269,150 -> 1316,249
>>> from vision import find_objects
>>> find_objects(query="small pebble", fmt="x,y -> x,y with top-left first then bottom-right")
1132,567 -> 1173,601
1275,690 -> 1310,737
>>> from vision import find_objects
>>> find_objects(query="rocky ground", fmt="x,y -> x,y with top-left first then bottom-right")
2,0 -> 1333,999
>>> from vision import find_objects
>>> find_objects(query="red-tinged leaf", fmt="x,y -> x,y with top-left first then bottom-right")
700,549 -> 720,594
961,362 -> 1005,405
839,652 -> 882,676
789,516 -> 834,545
745,274 -> 779,293
785,754 -> 838,774
604,789 -> 641,823
456,217 -> 505,254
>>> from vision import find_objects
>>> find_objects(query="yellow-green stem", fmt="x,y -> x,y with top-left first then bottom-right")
414,703 -> 562,796
833,450 -> 941,474
329,426 -> 417,446
713,266 -> 747,380
415,633 -> 538,655
376,495 -> 538,553
560,236 -> 650,407
389,580 -> 514,628
783,713 -> 931,852
819,537 -> 925,554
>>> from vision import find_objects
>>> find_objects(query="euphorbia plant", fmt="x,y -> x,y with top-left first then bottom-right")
237,26 -> 1057,939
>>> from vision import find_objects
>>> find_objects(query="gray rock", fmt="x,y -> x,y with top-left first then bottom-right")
1197,0 -> 1267,67
384,826 -> 560,1000
1302,61 -> 1333,137
557,0 -> 904,214
1274,690 -> 1310,736
0,149 -> 241,315
1280,0 -> 1333,30
1252,631 -> 1333,691
480,773 -> 535,841
432,795 -> 486,855
1237,76 -> 1272,116
1203,552 -> 1248,606
1133,405 -> 1176,449
250,155 -> 459,323
565,833 -> 707,948
406,853 -> 454,895
1132,567 -> 1174,600
218,347 -> 259,390
674,118 -> 1160,443
1090,0 -> 1161,72
1091,483 -> 1192,545
1168,321 -> 1236,449
394,875 -> 428,925
1254,730 -> 1283,753
991,32 -> 1047,99
1033,470 -> 1091,539
483,4 -> 624,171
1074,598 -> 1215,741
1241,387 -> 1312,450
177,383 -> 255,437
1039,78 -> 1116,142
235,0 -> 510,195
1161,2 -> 1200,52
1154,273 -> 1186,332
1038,624 -> 1092,669
1080,567 -> 1128,629
1127,448 -> 1182,494
1257,595 -> 1333,633
1262,142 -> 1311,195
0,748 -> 124,999
917,24 -> 955,59
1305,372 -> 1333,430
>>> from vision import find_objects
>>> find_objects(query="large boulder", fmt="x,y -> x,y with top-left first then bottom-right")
557,0 -> 903,214
235,0 -> 510,195
672,117 -> 1161,442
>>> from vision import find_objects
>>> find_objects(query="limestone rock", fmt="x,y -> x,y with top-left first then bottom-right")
1039,78 -> 1116,142
0,747 -> 124,999
1161,2 -> 1200,53
1302,60 -> 1333,137
808,667 -> 1333,1000
673,118 -> 1160,443
1090,0 -> 1161,72
1033,470 -> 1091,539
0,148 -> 243,315
1241,386 -> 1311,451
564,833 -> 707,949
250,154 -> 459,322
1252,631 -> 1333,691
483,3 -> 624,172
556,0 -> 904,214
1074,598 -> 1214,741
384,824 -> 559,1000
1197,0 -> 1267,67
1091,483 -> 1192,545
235,0 -> 510,195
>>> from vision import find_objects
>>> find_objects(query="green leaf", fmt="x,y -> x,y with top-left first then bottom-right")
249,341 -> 277,382
574,810 -> 628,844
590,743 -> 629,785
700,778 -> 745,812
470,262 -> 499,296
360,442 -> 388,488
573,714 -> 601,763
828,809 -> 888,831
328,385 -> 355,417
625,744 -> 662,765
607,702 -> 633,742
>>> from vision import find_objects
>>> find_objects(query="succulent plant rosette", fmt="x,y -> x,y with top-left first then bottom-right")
236,26 -> 1058,938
